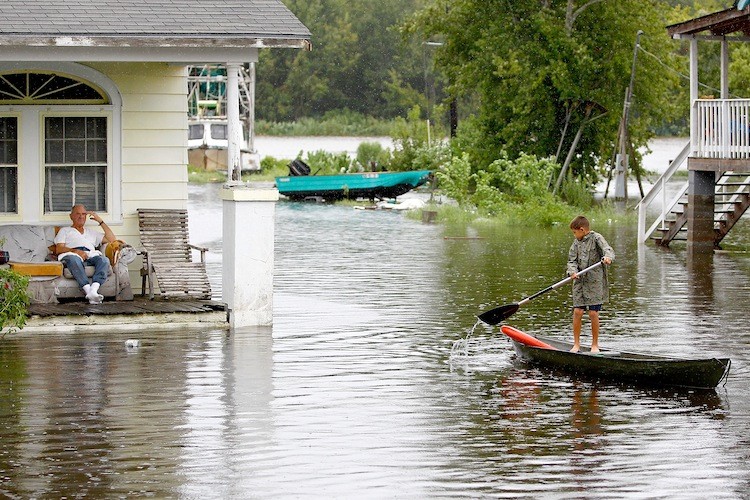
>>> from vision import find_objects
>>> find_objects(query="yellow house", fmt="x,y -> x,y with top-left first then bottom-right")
0,1 -> 310,329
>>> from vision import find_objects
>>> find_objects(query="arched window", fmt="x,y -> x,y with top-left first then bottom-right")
0,72 -> 108,105
0,66 -> 121,222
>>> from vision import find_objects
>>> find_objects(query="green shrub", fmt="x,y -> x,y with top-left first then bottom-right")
0,269 -> 29,337
356,142 -> 392,171
558,177 -> 595,208
304,150 -> 353,174
488,153 -> 558,204
410,142 -> 452,172
435,153 -> 473,207
390,106 -> 449,171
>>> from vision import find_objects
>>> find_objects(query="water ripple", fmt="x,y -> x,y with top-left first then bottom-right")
1,192 -> 750,497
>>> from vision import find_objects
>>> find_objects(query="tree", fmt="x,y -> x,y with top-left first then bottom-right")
256,0 -> 433,121
407,0 -> 679,187
730,43 -> 750,97
256,0 -> 359,121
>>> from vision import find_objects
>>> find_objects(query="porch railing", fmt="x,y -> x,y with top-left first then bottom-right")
694,98 -> 750,159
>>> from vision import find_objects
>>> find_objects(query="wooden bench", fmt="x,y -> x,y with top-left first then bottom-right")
138,208 -> 212,300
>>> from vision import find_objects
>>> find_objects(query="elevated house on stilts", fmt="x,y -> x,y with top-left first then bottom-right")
638,4 -> 750,254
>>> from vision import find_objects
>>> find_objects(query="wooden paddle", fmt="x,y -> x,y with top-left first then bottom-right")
477,259 -> 605,325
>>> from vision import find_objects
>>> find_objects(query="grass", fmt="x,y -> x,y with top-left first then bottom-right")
188,164 -> 288,183
404,194 -> 636,229
256,113 -> 395,137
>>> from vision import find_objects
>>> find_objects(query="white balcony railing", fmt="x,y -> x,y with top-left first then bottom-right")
694,98 -> 750,159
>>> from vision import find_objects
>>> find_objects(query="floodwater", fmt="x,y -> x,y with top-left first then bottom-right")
3,178 -> 750,498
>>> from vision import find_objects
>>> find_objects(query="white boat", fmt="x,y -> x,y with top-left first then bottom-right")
187,117 -> 259,171
186,65 -> 259,172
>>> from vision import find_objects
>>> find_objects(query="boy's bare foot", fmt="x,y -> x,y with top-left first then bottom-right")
590,346 -> 600,354
570,346 -> 580,353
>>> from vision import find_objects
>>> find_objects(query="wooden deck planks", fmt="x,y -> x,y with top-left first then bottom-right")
28,297 -> 227,318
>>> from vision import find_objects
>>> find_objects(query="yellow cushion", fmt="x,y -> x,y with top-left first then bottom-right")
9,261 -> 63,277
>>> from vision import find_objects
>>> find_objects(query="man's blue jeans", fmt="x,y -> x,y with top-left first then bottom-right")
61,247 -> 109,288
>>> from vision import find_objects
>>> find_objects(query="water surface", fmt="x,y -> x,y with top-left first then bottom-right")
1,184 -> 749,498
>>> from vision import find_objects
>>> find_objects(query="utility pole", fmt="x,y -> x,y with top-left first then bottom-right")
613,30 -> 643,201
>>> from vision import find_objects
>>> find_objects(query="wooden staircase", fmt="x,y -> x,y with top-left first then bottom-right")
651,172 -> 750,247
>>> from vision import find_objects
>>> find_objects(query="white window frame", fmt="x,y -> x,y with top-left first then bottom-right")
0,62 -> 122,224
41,111 -> 112,216
0,113 -> 20,218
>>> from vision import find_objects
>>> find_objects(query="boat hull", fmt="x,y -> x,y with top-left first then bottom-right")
187,118 -> 259,171
188,147 -> 258,172
275,170 -> 431,201
502,326 -> 730,390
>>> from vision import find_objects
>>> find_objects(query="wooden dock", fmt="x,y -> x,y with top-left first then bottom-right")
19,297 -> 229,334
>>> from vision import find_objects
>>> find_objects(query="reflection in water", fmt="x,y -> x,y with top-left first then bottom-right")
1,186 -> 749,497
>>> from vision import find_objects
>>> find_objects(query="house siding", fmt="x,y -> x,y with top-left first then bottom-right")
87,62 -> 190,283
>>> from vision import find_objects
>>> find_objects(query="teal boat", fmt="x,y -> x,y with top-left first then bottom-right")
275,163 -> 431,201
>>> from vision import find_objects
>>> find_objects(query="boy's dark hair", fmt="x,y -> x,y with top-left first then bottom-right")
570,215 -> 590,230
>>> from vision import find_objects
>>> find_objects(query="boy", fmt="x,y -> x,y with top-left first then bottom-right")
567,215 -> 614,353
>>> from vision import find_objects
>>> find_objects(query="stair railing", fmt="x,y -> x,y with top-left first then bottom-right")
636,141 -> 690,244
715,173 -> 750,224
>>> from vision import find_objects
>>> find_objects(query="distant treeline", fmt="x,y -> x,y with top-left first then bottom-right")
256,0 -> 445,124
258,0 -> 749,135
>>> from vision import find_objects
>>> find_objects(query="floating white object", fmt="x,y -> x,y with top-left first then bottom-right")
377,198 -> 426,211
125,339 -> 140,348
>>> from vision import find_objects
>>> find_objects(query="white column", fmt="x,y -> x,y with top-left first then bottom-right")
243,62 -> 260,171
689,37 -> 699,155
720,38 -> 729,99
226,63 -> 242,182
221,183 -> 279,327
720,37 -> 730,157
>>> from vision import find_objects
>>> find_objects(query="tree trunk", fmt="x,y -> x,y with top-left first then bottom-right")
554,105 -> 592,194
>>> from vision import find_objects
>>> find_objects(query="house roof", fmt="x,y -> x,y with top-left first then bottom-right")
667,5 -> 750,38
0,0 -> 311,49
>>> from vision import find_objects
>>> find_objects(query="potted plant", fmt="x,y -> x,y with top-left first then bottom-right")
0,267 -> 29,337
0,236 -> 8,265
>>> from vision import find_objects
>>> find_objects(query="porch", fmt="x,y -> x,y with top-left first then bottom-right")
637,6 -> 750,252
21,297 -> 229,334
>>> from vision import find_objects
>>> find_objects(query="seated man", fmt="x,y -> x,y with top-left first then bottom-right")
54,204 -> 117,304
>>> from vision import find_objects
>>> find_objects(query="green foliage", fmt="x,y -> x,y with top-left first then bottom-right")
487,153 -> 558,204
438,152 -> 559,210
257,0 -> 437,123
390,106 -> 450,171
245,156 -> 291,181
260,156 -> 290,174
729,44 -> 750,98
558,178 -> 596,209
435,149 -> 602,227
408,141 -> 452,173
356,142 -> 392,170
252,0 -> 742,150
256,110 -> 395,136
0,269 -> 29,336
435,153 -> 473,207
303,150 -> 353,175
408,0 -> 679,189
